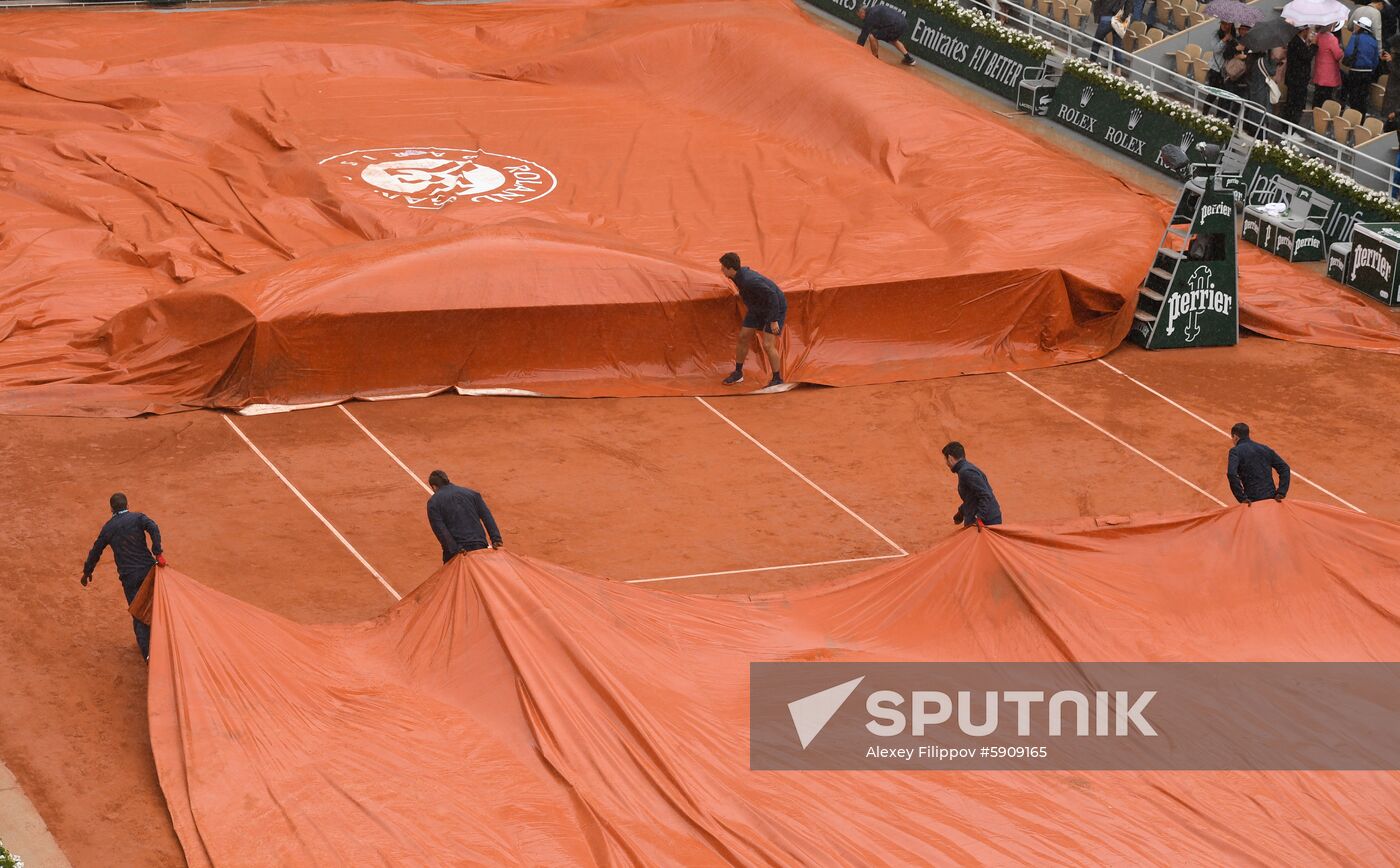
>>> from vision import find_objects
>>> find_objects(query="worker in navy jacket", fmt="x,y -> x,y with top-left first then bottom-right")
942,442 -> 1003,527
719,252 -> 787,389
1227,423 -> 1291,503
426,470 -> 503,562
81,492 -> 166,660
856,4 -> 917,65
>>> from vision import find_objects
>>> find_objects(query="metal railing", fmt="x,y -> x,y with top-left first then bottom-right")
977,0 -> 1398,195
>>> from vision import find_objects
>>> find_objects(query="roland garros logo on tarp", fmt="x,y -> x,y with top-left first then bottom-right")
321,147 -> 557,210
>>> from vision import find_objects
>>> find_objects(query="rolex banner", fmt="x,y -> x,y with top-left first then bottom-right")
799,0 -> 1049,101
1047,68 -> 1215,177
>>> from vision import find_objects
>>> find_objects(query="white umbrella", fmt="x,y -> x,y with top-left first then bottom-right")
1279,0 -> 1350,26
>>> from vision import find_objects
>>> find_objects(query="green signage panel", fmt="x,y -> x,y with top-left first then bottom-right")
797,0 -> 1047,101
1130,175 -> 1238,350
1048,70 -> 1224,178
1345,223 -> 1400,306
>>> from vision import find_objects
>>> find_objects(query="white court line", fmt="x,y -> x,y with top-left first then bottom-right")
221,416 -> 402,600
1005,372 -> 1229,508
1095,359 -> 1366,514
693,396 -> 909,556
626,553 -> 904,585
340,405 -> 432,494
338,398 -> 909,583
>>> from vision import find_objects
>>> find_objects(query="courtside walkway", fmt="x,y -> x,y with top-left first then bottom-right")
1,760 -> 71,868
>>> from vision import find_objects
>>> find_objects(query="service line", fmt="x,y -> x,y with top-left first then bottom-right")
338,400 -> 908,584
693,396 -> 909,556
1005,372 -> 1229,508
222,415 -> 402,600
1095,358 -> 1366,514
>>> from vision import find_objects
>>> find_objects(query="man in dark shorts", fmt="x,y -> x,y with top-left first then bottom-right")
1226,423 -> 1290,504
719,252 -> 785,389
81,492 -> 166,661
426,469 -> 504,562
857,3 -> 917,66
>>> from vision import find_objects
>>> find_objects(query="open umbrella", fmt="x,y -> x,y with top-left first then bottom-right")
1241,15 -> 1297,51
1205,0 -> 1269,26
1279,0 -> 1349,26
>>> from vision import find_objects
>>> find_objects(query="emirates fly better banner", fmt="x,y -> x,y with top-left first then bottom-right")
800,0 -> 1047,101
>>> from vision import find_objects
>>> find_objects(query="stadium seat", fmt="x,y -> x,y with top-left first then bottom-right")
1170,5 -> 1189,29
1188,10 -> 1206,25
1156,0 -> 1172,27
1353,126 -> 1378,146
1332,117 -> 1354,146
1363,116 -> 1386,138
1184,43 -> 1202,62
1370,83 -> 1386,115
1312,106 -> 1332,135
1075,0 -> 1095,26
1065,3 -> 1087,31
1322,98 -> 1343,117
1172,50 -> 1193,76
1193,61 -> 1210,83
1342,107 -> 1363,127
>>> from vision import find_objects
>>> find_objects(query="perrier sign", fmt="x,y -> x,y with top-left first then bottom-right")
1154,263 -> 1235,345
1130,174 -> 1239,349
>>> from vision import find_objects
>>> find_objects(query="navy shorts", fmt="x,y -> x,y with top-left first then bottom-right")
742,298 -> 787,335
873,23 -> 905,43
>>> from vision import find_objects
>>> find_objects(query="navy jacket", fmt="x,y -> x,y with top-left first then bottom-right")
857,4 -> 908,44
951,459 -> 1002,527
731,267 -> 785,318
1227,438 -> 1290,503
84,510 -> 162,577
427,484 -> 503,563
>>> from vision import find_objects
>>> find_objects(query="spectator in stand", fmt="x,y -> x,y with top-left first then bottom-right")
1222,25 -> 1256,106
1131,0 -> 1156,31
1381,35 -> 1400,131
1208,22 -> 1236,89
1342,17 -> 1381,114
1090,0 -> 1128,71
1371,0 -> 1398,43
1206,23 -> 1240,115
1243,48 -> 1281,136
1312,22 -> 1345,107
1283,26 -> 1317,126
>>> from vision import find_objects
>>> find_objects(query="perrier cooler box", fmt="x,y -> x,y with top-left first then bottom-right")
1345,223 -> 1400,307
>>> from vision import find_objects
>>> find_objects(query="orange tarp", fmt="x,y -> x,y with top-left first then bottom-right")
139,501 -> 1400,866
0,0 -> 1396,416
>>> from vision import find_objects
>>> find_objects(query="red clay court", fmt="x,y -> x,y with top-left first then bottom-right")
1,0 -> 1399,865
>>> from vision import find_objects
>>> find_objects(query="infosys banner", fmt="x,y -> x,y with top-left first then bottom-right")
1242,156 -> 1391,247
799,0 -> 1048,101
